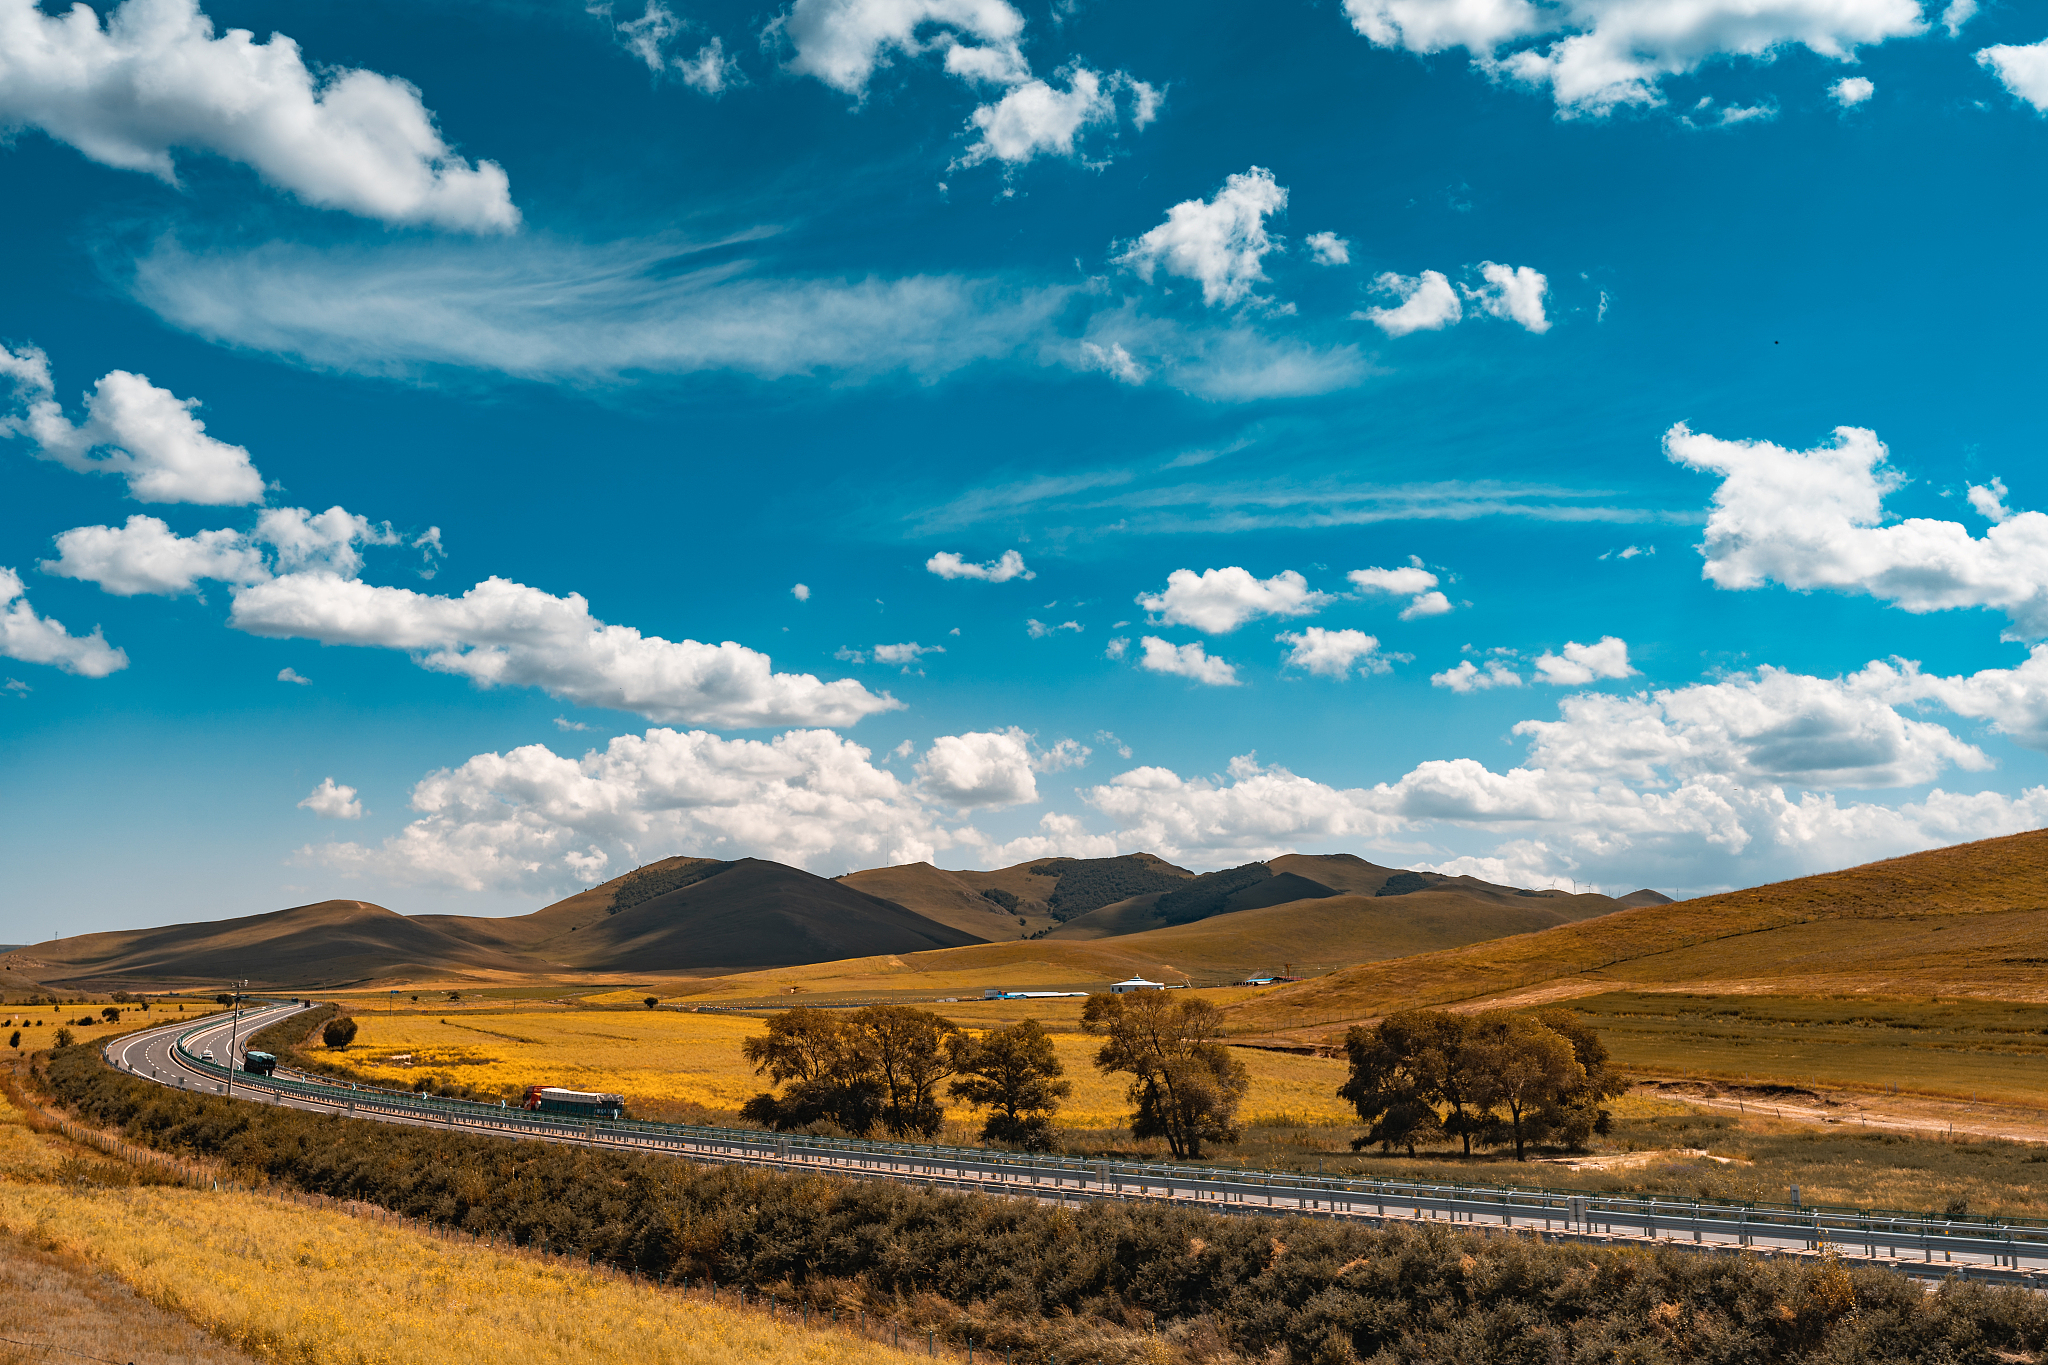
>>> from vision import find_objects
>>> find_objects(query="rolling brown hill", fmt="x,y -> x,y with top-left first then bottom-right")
834,862 -> 1042,939
1048,856 -> 1647,942
28,900 -> 540,988
1223,828 -> 2048,1040
546,857 -> 984,969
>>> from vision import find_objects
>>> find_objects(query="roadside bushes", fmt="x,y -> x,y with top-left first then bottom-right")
36,1044 -> 2048,1364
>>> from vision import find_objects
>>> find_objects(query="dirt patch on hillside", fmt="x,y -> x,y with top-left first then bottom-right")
1635,1079 -> 2048,1146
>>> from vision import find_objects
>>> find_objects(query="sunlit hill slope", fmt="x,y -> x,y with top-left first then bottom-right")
1223,828 -> 2048,1039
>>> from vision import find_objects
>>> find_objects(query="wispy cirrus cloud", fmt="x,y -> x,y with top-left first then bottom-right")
123,231 -> 1368,402
909,465 -> 1698,537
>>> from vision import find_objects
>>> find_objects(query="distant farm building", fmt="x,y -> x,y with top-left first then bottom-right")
1109,977 -> 1165,994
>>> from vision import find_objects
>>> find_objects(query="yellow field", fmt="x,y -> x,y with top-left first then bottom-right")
0,1079 -> 920,1365
1,1002 -> 217,1060
328,1008 -> 1356,1130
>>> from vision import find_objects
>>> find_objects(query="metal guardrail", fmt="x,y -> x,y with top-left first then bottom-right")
142,1005 -> 2048,1281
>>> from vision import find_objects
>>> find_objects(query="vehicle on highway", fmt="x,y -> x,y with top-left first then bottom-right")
200,1049 -> 214,1062
242,1050 -> 277,1076
520,1085 -> 626,1119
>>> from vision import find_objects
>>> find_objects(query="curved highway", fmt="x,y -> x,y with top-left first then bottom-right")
99,1005 -> 2048,1286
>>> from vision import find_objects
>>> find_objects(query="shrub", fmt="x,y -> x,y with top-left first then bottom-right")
53,1027 -> 75,1048
322,1016 -> 359,1050
644,997 -> 659,1010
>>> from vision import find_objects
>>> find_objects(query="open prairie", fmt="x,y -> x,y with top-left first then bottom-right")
0,1074 -> 922,1365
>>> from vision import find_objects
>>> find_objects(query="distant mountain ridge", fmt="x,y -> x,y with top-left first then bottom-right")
20,847 -> 1673,988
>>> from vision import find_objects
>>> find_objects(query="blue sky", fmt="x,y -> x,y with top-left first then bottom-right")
6,0 -> 2048,937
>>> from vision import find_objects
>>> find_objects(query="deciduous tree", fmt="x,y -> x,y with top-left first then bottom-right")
1082,992 -> 1248,1159
1469,1012 -> 1585,1161
848,1006 -> 964,1139
949,1019 -> 1071,1151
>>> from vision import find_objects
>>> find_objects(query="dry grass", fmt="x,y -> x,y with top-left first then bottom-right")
319,1007 -> 1357,1130
0,1074 -> 923,1365
1224,828 -> 2048,1038
0,1234 -> 259,1365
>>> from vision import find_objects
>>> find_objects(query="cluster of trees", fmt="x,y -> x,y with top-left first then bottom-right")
321,1016 -> 358,1049
742,993 -> 1255,1159
740,1006 -> 1071,1149
1340,1008 -> 1626,1160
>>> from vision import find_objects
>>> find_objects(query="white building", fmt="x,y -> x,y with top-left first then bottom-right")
1109,977 -> 1165,994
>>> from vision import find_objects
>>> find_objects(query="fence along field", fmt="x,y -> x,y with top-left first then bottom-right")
0,1065 -> 925,1365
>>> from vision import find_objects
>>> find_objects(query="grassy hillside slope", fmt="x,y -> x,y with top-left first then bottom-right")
1092,890 -> 1631,978
30,900 -> 539,987
417,855 -> 713,956
1224,828 -> 2048,1038
835,862 -> 1044,938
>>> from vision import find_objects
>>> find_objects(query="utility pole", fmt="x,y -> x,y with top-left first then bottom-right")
223,979 -> 248,1097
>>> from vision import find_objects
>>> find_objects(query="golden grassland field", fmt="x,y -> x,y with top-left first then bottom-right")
325,1006 -> 1359,1129
0,1077 -> 923,1365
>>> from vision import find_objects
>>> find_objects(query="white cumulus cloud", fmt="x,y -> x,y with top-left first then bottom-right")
959,66 -> 1125,166
872,641 -> 944,664
1076,658 -> 2025,880
1,347 -> 263,505
0,567 -> 127,677
0,0 -> 518,229
916,727 -> 1039,808
41,507 -> 394,596
1668,422 -> 2048,637
1305,232 -> 1352,266
308,727 -> 974,893
1349,563 -> 1453,619
1137,636 -> 1239,685
1533,635 -> 1636,685
1432,658 -> 1522,691
1343,0 -> 1926,117
299,777 -> 362,820
926,549 -> 1033,581
229,573 -> 901,729
775,0 -> 1025,94
1277,627 -> 1386,678
1830,75 -> 1874,105
1116,167 -> 1289,308
1137,566 -> 1329,634
1979,36 -> 2048,111
1360,270 -> 1462,335
1466,261 -> 1550,332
